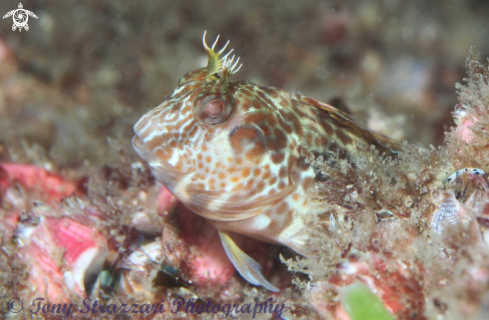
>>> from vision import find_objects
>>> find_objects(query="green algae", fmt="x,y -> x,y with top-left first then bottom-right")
340,282 -> 395,320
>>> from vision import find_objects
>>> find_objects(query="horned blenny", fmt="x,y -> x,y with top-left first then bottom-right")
133,32 -> 400,291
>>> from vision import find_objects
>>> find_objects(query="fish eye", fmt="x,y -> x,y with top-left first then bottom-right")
197,94 -> 233,125
205,100 -> 225,117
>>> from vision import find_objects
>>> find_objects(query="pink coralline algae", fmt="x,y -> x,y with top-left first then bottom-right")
0,162 -> 76,202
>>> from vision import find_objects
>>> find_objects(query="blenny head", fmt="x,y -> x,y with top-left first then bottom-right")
133,32 -> 299,222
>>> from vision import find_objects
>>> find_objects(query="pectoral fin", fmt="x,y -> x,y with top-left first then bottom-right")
218,231 -> 279,292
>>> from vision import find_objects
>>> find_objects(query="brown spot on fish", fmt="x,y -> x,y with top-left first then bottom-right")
246,113 -> 267,125
143,135 -> 160,150
241,96 -> 251,109
278,180 -> 286,190
267,114 -> 277,127
253,168 -> 262,176
230,127 -> 259,154
279,166 -> 287,179
259,124 -> 272,136
181,121 -> 193,133
256,181 -> 266,193
242,167 -> 251,178
181,105 -> 191,113
188,126 -> 198,137
261,86 -> 280,99
271,152 -> 285,164
277,201 -> 289,214
174,161 -> 183,171
336,129 -> 353,146
195,183 -> 205,190
156,149 -> 171,161
321,136 -> 328,146
283,122 -> 293,134
297,156 -> 310,171
246,141 -> 266,161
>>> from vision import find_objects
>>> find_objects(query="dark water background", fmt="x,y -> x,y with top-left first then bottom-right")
1,0 -> 489,164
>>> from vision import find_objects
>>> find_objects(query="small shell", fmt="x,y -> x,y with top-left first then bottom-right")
431,191 -> 461,234
375,210 -> 394,223
445,168 -> 489,202
120,241 -> 164,272
118,241 -> 164,300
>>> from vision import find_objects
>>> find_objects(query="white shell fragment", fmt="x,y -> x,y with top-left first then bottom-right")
120,241 -> 164,273
375,210 -> 394,223
431,191 -> 461,234
17,216 -> 108,300
118,242 -> 164,300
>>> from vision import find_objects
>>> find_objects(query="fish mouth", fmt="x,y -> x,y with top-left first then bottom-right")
132,136 -> 189,189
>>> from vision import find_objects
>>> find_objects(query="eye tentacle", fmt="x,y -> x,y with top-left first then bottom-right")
221,49 -> 234,63
211,34 -> 220,50
217,40 -> 231,56
202,31 -> 242,83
